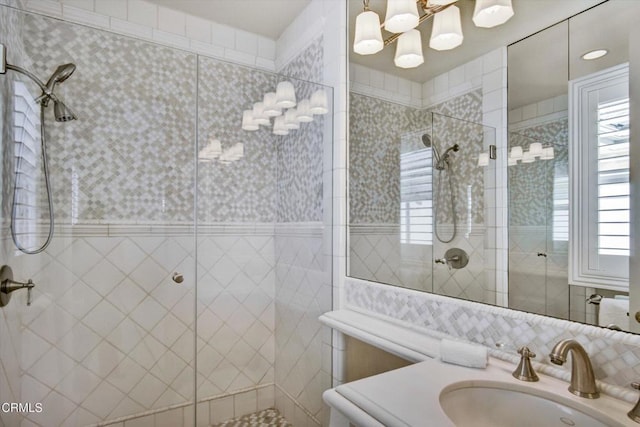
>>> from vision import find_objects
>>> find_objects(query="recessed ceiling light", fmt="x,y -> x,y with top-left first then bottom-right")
581,49 -> 608,60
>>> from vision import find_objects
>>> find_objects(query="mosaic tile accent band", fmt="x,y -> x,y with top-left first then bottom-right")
345,277 -> 640,401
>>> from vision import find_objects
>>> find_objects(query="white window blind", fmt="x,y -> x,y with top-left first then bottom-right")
596,98 -> 629,256
12,81 -> 41,250
553,174 -> 569,242
569,63 -> 629,290
400,148 -> 432,245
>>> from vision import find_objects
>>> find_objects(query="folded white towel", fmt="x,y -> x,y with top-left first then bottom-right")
599,297 -> 628,329
439,339 -> 488,369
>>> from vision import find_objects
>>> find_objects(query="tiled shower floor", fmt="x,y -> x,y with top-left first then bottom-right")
212,408 -> 292,427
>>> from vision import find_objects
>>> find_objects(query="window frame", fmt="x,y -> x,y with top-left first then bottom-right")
569,63 -> 629,291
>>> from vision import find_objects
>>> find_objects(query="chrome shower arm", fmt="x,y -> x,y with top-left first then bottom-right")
5,63 -> 48,93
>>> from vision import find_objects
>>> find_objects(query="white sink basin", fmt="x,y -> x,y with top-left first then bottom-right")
439,381 -> 623,427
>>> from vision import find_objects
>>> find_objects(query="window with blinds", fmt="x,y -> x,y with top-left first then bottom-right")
12,81 -> 41,250
569,62 -> 629,290
597,98 -> 629,256
400,148 -> 432,245
553,174 -> 569,242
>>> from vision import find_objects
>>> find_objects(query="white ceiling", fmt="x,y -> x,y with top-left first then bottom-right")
348,0 -> 604,83
145,0 -> 312,39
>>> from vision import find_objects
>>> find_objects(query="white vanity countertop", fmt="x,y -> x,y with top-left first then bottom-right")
325,357 -> 635,427
320,309 -> 636,426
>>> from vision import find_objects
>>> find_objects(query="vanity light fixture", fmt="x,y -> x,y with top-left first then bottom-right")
273,116 -> 289,135
540,146 -> 554,160
310,89 -> 329,114
252,102 -> 270,126
529,142 -> 542,157
275,81 -> 296,108
353,0 -> 514,69
581,49 -> 608,60
241,110 -> 259,131
263,92 -> 282,117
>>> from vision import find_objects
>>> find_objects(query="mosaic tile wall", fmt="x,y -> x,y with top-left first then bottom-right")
508,118 -> 570,319
348,90 -> 491,302
345,277 -> 640,400
348,92 -> 420,225
197,56 -> 277,223
17,10 -> 198,223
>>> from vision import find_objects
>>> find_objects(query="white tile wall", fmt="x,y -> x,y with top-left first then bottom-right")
349,63 -> 422,108
19,0 -> 277,71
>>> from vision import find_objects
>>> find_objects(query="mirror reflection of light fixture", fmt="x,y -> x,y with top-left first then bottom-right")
353,0 -> 514,69
310,89 -> 329,115
529,142 -> 542,157
395,29 -> 424,68
242,110 -> 259,131
508,157 -> 517,166
384,0 -> 420,33
477,152 -> 489,167
296,99 -> 314,122
521,151 -> 535,163
263,92 -> 281,117
273,116 -> 289,135
541,146 -> 554,160
472,0 -> 514,28
509,146 -> 523,160
252,102 -> 270,126
429,5 -> 463,51
581,49 -> 608,60
284,109 -> 300,130
275,81 -> 296,108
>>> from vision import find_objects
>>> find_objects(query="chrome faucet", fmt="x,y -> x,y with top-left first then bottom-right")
549,339 -> 599,398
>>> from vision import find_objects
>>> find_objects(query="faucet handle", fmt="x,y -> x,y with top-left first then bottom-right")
628,383 -> 640,423
512,346 -> 539,382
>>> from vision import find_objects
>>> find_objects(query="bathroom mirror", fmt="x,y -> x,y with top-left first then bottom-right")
347,0 -> 640,333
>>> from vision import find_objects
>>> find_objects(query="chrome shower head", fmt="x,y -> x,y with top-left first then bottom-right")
45,63 -> 76,92
53,99 -> 76,122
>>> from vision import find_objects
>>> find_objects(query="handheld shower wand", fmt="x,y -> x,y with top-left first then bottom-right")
1,43 -> 77,254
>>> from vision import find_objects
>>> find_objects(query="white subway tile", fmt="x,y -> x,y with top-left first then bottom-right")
257,36 -> 276,60
369,69 -> 384,89
397,78 -> 411,97
255,57 -> 276,71
196,401 -> 210,427
537,97 -> 555,116
184,14 -> 211,44
234,390 -> 257,417
110,17 -> 152,39
434,73 -> 448,95
128,0 -> 157,28
124,414 -> 153,427
235,30 -> 258,55
257,386 -> 274,411
154,408 -> 183,427
224,49 -> 256,67
482,68 -> 503,94
95,0 -> 126,19
410,81 -> 421,98
62,5 -> 110,28
25,0 -> 62,17
449,65 -> 465,88
554,94 -> 568,112
508,107 -> 522,124
521,103 -> 537,121
210,396 -> 234,424
158,6 -> 186,36
152,29 -> 190,49
62,0 -> 93,11
190,40 -> 224,59
211,23 -> 235,49
483,48 -> 504,73
465,57 -> 483,81
422,79 -> 434,99
383,73 -> 399,93
482,89 -> 504,113
353,63 -> 369,86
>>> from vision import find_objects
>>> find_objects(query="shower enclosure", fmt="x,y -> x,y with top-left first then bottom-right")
0,4 -> 332,427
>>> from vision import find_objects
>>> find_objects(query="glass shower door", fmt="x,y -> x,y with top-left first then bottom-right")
0,6 -> 197,426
